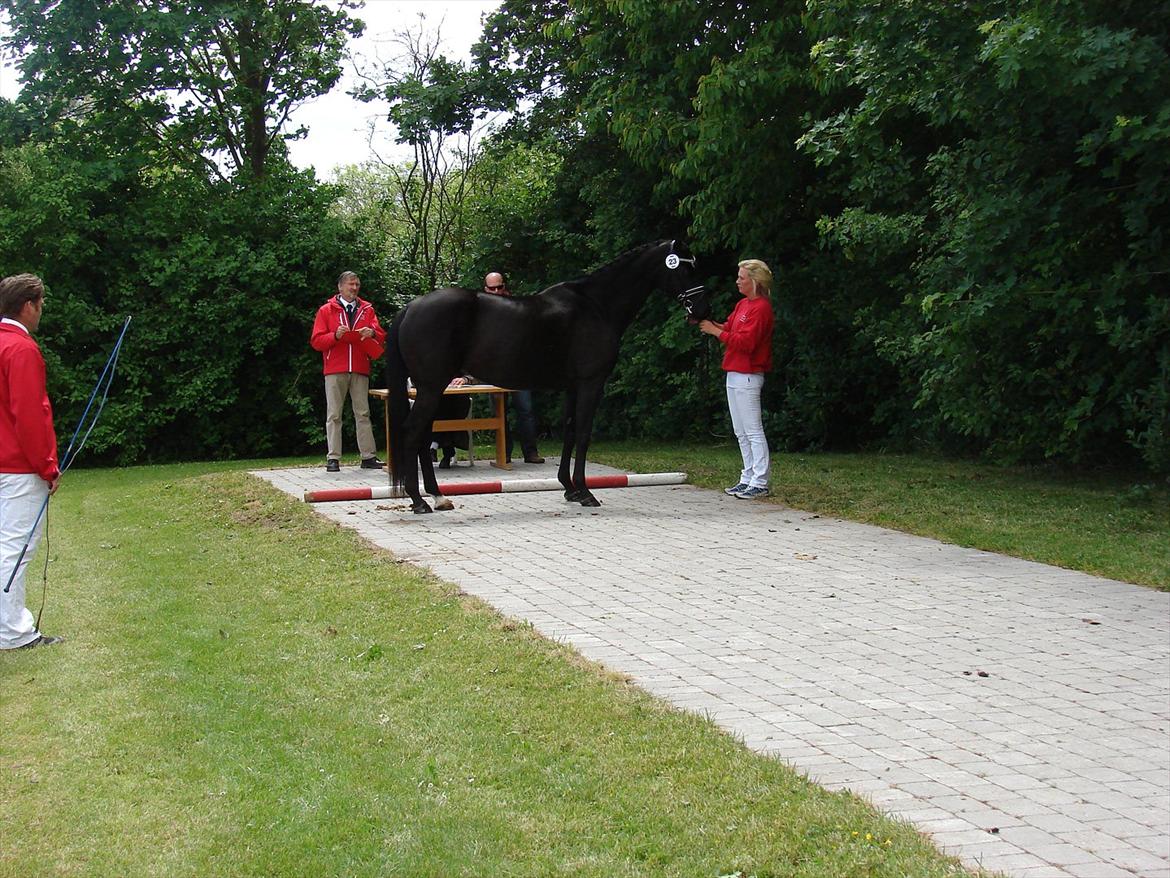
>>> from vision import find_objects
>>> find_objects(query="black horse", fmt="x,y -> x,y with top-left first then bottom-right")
385,239 -> 710,514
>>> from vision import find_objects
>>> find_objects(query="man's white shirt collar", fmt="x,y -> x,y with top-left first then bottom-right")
1,317 -> 29,334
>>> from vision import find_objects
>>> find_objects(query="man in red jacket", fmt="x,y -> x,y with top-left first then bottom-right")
0,274 -> 63,650
310,271 -> 387,472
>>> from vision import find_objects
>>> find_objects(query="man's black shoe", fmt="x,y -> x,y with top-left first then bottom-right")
326,459 -> 340,472
360,457 -> 385,469
524,453 -> 546,464
16,634 -> 64,650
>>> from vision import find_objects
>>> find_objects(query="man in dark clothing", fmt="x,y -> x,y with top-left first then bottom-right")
483,272 -> 544,464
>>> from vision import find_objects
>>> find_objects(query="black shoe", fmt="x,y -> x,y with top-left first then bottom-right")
326,459 -> 340,472
438,451 -> 454,469
360,457 -> 385,469
16,634 -> 64,650
523,453 -> 545,464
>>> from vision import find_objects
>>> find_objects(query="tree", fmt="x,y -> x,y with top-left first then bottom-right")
464,0 -> 906,447
800,0 -> 1170,470
2,0 -> 363,180
351,17 -> 498,296
0,2 -> 389,463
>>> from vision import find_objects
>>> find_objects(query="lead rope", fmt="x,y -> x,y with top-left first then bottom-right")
34,504 -> 48,630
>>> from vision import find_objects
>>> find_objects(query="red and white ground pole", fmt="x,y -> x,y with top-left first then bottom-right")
303,472 -> 687,503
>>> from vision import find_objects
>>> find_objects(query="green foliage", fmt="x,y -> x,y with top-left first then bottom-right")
6,0 -> 1167,473
0,136 -> 384,463
0,0 -> 385,463
465,0 -> 909,451
801,0 -> 1170,471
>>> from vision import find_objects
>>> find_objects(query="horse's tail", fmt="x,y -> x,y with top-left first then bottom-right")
385,307 -> 411,494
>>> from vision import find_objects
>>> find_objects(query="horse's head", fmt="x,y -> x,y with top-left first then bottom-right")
662,240 -> 711,323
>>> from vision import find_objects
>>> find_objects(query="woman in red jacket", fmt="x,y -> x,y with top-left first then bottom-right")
699,259 -> 775,499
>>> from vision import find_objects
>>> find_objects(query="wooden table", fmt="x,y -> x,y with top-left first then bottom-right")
369,385 -> 513,471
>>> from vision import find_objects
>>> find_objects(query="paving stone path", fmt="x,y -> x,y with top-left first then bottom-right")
254,461 -> 1170,878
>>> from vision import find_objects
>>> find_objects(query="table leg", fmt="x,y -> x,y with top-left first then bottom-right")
490,392 -> 511,470
390,398 -> 400,482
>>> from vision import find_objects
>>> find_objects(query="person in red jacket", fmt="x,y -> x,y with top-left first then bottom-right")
0,273 -> 63,649
310,271 -> 387,472
698,259 -> 776,499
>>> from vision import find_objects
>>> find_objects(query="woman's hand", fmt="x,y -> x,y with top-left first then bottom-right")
698,319 -> 724,337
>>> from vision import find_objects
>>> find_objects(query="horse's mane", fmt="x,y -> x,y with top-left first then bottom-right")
561,239 -> 669,291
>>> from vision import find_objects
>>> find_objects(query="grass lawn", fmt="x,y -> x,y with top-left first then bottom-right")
2,461 -> 983,878
589,441 -> 1169,590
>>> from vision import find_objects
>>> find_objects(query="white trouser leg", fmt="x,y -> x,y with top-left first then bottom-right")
725,372 -> 770,488
0,472 -> 47,649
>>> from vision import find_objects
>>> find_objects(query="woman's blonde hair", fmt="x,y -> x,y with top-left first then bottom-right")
738,259 -> 773,296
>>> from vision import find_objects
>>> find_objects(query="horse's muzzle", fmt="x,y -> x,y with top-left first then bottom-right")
679,286 -> 711,322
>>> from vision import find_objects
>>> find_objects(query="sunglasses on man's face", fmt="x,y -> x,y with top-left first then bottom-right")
486,284 -> 505,292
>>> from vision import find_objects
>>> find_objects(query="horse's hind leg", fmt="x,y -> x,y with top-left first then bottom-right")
418,448 -> 453,511
403,441 -> 430,513
558,389 -> 577,498
404,391 -> 445,514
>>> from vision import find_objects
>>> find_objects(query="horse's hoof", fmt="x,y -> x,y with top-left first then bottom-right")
578,491 -> 601,507
564,489 -> 581,503
433,496 -> 454,511
411,500 -> 433,514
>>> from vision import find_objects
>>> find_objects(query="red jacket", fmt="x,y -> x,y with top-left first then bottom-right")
0,321 -> 59,482
310,296 -> 386,376
718,295 -> 774,374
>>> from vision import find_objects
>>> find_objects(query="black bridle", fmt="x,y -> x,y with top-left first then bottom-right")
677,285 -> 707,318
665,241 -> 705,318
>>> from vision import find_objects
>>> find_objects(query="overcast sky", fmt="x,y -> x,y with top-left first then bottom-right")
0,0 -> 502,178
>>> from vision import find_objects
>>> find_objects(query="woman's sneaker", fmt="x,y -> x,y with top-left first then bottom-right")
734,486 -> 770,499
724,482 -> 749,496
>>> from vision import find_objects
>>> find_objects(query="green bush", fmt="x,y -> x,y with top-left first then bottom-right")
0,139 -> 387,463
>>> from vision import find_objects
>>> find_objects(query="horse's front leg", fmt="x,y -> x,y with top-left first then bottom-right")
558,388 -> 577,498
566,381 -> 604,507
